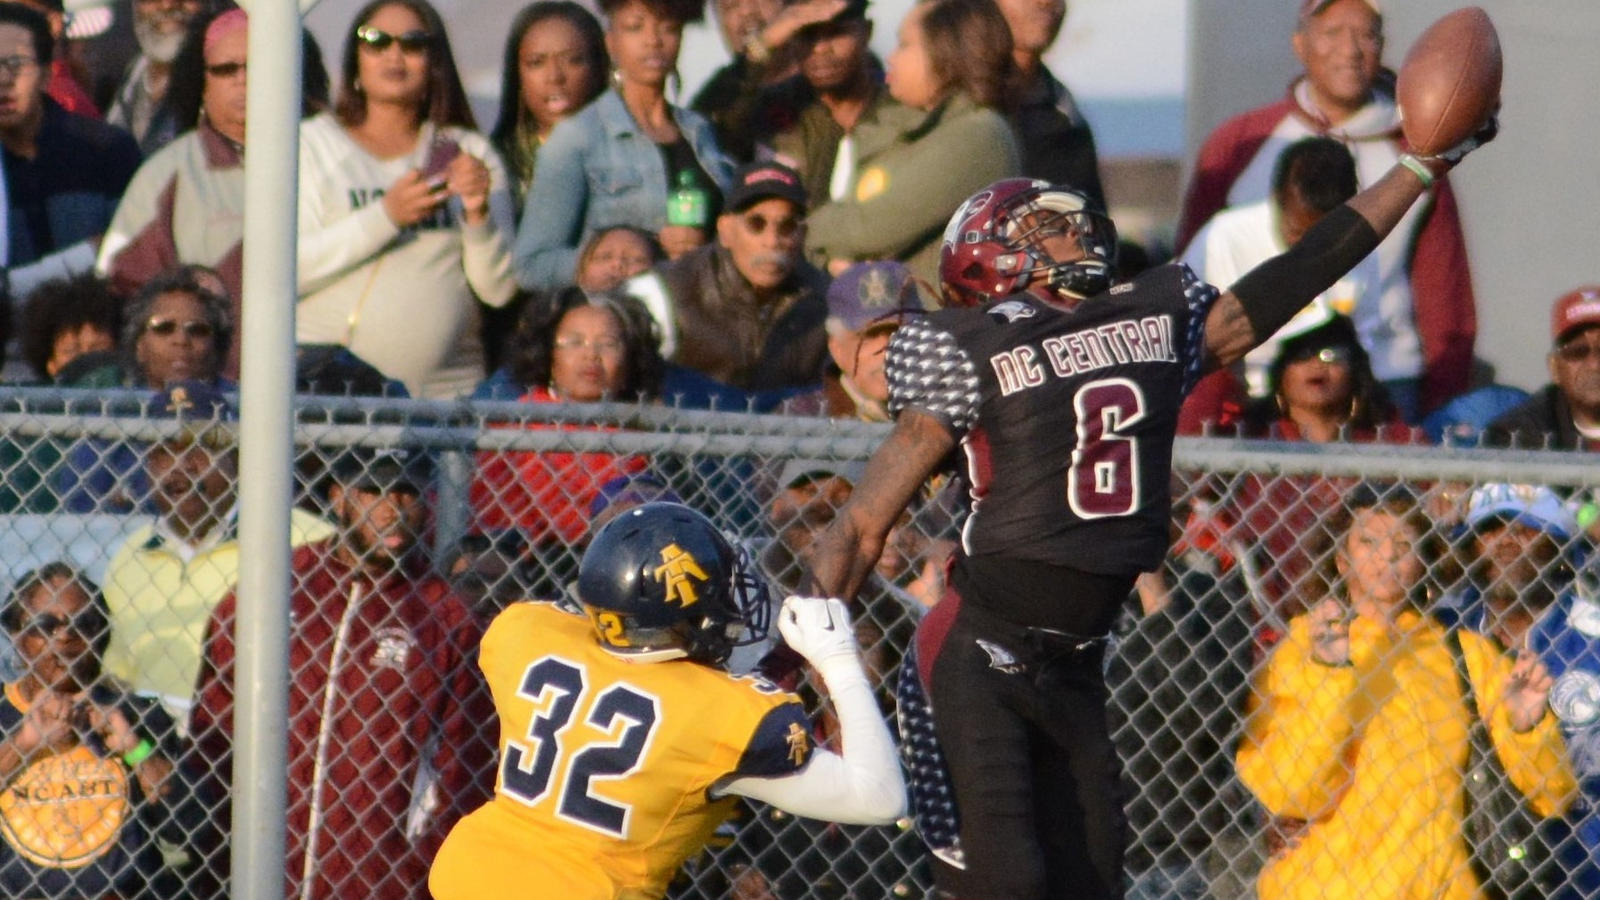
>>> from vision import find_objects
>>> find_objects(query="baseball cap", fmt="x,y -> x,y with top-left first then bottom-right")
1463,483 -> 1577,542
725,161 -> 808,214
151,380 -> 234,420
150,381 -> 235,447
827,261 -> 923,334
778,458 -> 866,491
1299,0 -> 1380,18
330,447 -> 432,494
1550,286 -> 1600,344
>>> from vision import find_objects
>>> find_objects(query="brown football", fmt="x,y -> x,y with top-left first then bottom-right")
1397,7 -> 1503,156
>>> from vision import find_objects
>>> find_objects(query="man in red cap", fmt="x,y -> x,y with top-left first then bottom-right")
1484,287 -> 1600,450
1177,0 -> 1477,422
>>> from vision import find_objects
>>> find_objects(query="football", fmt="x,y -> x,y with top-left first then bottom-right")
1396,7 -> 1503,156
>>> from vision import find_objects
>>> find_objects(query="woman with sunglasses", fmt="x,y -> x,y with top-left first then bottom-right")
0,563 -> 213,899
511,0 -> 734,291
1190,315 -> 1422,624
802,0 -> 1021,286
1244,313 -> 1402,442
48,266 -> 234,514
295,0 -> 517,399
96,8 -> 330,379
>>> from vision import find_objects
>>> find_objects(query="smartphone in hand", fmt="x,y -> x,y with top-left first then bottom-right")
421,137 -> 461,191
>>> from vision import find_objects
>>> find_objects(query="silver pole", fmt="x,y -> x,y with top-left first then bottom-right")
235,0 -> 301,896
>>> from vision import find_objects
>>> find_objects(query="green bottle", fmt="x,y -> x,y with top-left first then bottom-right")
666,170 -> 707,227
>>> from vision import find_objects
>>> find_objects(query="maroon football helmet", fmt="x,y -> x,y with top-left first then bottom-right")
938,178 -> 1118,309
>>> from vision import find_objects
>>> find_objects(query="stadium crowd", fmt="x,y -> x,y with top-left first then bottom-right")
1,0 -> 1598,896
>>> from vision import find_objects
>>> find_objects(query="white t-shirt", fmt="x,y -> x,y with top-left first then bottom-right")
1219,88 -> 1425,385
1182,199 -> 1380,396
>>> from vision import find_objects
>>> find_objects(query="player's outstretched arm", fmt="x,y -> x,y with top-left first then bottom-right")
1202,116 -> 1497,370
806,409 -> 956,601
718,596 -> 907,825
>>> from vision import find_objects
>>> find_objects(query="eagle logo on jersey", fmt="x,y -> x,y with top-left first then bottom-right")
975,639 -> 1024,675
986,300 -> 1037,324
652,543 -> 709,608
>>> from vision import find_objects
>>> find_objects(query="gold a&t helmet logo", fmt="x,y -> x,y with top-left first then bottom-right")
651,543 -> 709,608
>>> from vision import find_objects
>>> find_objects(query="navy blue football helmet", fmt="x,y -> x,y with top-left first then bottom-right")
576,502 -> 770,665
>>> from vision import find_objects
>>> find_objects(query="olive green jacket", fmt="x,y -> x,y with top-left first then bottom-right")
768,83 -> 922,211
803,94 -> 1021,286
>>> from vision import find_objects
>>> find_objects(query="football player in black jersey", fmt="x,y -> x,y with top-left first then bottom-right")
799,115 -> 1499,898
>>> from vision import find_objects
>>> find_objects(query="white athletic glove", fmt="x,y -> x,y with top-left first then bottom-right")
778,595 -> 860,671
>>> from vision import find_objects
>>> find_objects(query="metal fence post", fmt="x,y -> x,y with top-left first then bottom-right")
235,0 -> 301,896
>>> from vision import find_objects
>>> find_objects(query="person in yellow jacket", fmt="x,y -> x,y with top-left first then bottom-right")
1237,487 -> 1576,900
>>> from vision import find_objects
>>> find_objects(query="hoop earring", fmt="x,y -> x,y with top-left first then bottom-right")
1275,391 -> 1288,420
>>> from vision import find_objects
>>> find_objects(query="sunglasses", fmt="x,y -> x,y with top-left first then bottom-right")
145,317 -> 216,340
355,25 -> 433,54
205,61 -> 247,79
1288,344 -> 1354,366
1555,341 -> 1600,364
742,212 -> 803,239
17,610 -> 105,639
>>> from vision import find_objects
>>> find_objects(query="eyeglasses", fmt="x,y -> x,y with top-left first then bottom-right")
355,25 -> 433,54
1555,341 -> 1600,364
742,212 -> 804,239
205,61 -> 247,79
554,335 -> 626,354
1288,344 -> 1354,366
0,55 -> 39,77
144,317 -> 216,340
17,610 -> 105,640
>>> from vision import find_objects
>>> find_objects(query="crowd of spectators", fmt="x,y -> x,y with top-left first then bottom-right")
0,0 -> 1598,896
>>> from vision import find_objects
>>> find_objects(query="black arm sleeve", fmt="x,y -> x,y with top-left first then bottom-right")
1230,205 -> 1382,341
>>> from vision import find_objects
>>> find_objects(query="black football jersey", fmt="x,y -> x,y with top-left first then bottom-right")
886,263 -> 1218,576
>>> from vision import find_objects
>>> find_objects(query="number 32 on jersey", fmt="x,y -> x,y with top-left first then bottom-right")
500,656 -> 662,839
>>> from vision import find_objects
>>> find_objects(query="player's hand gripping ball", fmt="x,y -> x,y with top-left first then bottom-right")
779,596 -> 860,669
1397,6 -> 1502,157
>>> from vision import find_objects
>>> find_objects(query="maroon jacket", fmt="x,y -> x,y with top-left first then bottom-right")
190,541 -> 496,900
1177,90 -> 1478,414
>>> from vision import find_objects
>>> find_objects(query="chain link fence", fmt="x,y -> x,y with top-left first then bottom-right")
0,386 -> 1597,898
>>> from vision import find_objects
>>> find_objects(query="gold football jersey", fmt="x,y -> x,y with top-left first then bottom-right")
430,602 -> 811,900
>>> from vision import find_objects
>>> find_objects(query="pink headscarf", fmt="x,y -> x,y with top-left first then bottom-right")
204,8 -> 249,55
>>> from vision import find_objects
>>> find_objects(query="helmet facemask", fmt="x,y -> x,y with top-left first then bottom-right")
1000,190 -> 1119,307
683,543 -> 771,666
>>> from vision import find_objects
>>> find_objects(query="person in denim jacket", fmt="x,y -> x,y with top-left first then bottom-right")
512,0 -> 735,291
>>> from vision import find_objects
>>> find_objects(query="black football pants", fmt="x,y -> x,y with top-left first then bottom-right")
916,593 -> 1126,900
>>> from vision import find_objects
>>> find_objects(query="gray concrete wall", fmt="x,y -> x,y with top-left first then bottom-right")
1186,0 -> 1600,393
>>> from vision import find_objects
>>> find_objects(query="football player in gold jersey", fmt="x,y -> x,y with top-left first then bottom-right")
430,502 -> 905,899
